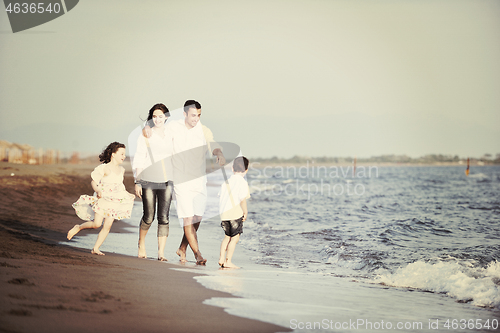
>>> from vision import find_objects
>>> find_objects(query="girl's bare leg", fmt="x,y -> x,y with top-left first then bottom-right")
91,216 -> 114,255
219,235 -> 231,266
224,234 -> 240,268
67,215 -> 104,240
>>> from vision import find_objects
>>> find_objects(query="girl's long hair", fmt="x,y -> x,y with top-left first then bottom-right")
99,142 -> 126,163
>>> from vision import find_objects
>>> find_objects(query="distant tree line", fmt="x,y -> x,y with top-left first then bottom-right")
250,154 -> 500,165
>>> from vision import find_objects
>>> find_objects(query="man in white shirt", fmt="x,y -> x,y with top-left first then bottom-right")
167,100 -> 225,264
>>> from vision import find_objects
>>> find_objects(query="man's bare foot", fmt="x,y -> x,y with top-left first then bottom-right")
176,249 -> 187,263
195,252 -> 207,265
158,257 -> 168,261
91,249 -> 105,256
67,225 -> 80,240
223,262 -> 240,269
138,245 -> 147,258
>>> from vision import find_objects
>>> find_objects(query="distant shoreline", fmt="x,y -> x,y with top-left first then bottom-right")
247,161 -> 498,168
247,154 -> 499,167
2,160 -> 497,175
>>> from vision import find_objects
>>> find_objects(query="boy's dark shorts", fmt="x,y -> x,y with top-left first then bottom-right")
221,216 -> 243,237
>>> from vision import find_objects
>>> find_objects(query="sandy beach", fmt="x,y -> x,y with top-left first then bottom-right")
0,161 -> 289,333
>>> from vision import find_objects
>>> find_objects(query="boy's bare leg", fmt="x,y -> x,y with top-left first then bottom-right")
138,228 -> 148,258
224,234 -> 240,268
219,235 -> 231,266
176,215 -> 201,262
158,236 -> 167,261
67,215 -> 104,240
91,216 -> 114,255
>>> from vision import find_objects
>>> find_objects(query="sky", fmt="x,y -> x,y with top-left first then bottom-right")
1,0 -> 499,159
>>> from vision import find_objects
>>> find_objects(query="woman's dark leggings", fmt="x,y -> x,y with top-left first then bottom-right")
139,181 -> 173,237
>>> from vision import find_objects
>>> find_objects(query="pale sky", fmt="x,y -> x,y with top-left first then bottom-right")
1,0 -> 499,158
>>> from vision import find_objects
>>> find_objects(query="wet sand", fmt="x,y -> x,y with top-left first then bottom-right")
0,161 -> 289,333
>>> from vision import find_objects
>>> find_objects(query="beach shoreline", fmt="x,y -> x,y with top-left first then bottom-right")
0,161 -> 289,333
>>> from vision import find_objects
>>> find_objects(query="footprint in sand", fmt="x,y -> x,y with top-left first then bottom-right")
8,294 -> 27,300
83,291 -> 116,302
9,309 -> 32,316
8,278 -> 34,286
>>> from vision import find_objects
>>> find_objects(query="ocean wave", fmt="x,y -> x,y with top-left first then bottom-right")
469,173 -> 489,179
373,259 -> 500,309
249,183 -> 278,193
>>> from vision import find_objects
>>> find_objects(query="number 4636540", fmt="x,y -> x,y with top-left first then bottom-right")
443,319 -> 498,330
5,2 -> 62,14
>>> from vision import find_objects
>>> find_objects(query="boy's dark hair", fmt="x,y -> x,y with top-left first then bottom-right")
184,100 -> 201,112
99,142 -> 126,163
233,156 -> 249,172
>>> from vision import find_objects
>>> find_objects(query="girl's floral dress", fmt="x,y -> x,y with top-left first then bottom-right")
72,164 -> 135,221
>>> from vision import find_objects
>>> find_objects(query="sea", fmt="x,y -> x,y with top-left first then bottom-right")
66,164 -> 500,332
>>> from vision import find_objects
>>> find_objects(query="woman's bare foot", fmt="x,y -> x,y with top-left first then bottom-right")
176,249 -> 187,263
91,249 -> 105,256
223,262 -> 240,269
67,225 -> 80,240
138,245 -> 147,259
158,257 -> 168,261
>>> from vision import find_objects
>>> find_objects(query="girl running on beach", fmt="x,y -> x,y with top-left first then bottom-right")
67,142 -> 135,255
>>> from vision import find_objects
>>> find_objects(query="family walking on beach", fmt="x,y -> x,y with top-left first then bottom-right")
67,100 -> 250,268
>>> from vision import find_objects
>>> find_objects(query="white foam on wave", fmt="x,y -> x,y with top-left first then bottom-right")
373,260 -> 500,308
249,182 -> 277,193
469,173 -> 488,178
243,219 -> 258,229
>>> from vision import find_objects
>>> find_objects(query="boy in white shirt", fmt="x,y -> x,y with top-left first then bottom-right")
219,156 -> 250,269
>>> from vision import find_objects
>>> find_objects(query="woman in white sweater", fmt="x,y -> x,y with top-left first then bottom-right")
132,103 -> 173,261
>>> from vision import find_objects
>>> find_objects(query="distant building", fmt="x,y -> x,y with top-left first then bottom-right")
0,140 -> 61,164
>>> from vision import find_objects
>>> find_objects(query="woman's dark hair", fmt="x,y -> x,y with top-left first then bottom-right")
146,103 -> 170,127
233,156 -> 249,172
99,142 -> 126,163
